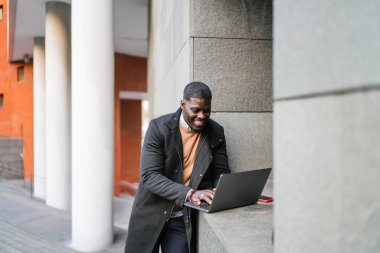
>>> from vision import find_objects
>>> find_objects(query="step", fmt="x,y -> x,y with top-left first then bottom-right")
0,138 -> 23,149
114,194 -> 134,230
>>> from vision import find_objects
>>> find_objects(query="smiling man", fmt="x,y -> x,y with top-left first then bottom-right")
125,82 -> 230,253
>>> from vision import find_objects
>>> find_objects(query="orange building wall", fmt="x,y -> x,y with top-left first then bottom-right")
0,0 -> 34,179
120,100 -> 141,184
114,53 -> 147,196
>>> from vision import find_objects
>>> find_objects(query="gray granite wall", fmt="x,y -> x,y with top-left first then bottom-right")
149,1 -> 273,252
192,1 -> 273,251
149,0 -> 273,172
191,0 -> 273,173
274,1 -> 380,252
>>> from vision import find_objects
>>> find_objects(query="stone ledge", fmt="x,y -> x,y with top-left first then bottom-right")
198,179 -> 273,253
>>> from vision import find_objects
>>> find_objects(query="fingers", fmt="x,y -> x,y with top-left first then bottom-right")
191,189 -> 215,206
200,193 -> 213,205
200,189 -> 214,204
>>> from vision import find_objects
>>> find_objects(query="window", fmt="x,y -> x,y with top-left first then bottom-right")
17,66 -> 24,81
0,5 -> 3,20
0,94 -> 3,108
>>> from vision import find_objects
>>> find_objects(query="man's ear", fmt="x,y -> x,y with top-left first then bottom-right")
180,100 -> 185,109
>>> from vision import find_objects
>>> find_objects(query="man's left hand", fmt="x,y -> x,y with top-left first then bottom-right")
190,189 -> 215,206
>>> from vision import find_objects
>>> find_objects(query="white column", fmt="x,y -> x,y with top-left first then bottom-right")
45,2 -> 71,210
33,37 -> 46,200
71,0 -> 114,251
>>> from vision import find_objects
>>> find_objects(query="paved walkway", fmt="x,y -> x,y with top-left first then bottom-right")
0,180 -> 134,253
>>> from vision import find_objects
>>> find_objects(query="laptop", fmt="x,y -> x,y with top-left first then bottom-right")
184,168 -> 271,213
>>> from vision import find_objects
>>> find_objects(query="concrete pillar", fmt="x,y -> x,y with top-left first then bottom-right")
71,0 -> 114,251
149,1 -> 272,251
33,37 -> 46,200
274,1 -> 380,252
45,2 -> 71,210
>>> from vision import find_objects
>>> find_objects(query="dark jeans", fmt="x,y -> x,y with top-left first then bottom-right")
152,216 -> 189,253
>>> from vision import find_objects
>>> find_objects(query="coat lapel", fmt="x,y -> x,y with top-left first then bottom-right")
172,127 -> 183,167
166,109 -> 183,168
190,128 -> 213,189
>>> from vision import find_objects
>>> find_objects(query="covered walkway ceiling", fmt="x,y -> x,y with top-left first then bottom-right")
9,0 -> 148,61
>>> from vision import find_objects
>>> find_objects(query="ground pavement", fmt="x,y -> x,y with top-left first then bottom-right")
0,180 -> 133,253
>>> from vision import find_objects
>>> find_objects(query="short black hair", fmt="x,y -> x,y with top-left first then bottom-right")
183,82 -> 212,100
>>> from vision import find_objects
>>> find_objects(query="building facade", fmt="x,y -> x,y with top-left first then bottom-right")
0,0 -> 34,181
3,0 -> 147,251
1,0 -> 379,252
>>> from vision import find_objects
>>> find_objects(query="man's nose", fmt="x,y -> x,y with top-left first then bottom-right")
197,111 -> 207,119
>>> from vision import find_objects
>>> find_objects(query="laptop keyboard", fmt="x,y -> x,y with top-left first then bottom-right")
200,201 -> 210,210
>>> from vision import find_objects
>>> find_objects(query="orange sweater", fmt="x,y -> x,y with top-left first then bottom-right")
179,124 -> 201,186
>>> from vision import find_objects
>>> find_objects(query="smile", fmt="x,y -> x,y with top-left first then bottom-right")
193,118 -> 206,126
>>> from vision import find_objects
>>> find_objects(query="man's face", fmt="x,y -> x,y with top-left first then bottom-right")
180,97 -> 211,132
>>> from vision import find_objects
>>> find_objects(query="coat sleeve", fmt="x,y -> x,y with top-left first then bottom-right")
140,120 -> 191,206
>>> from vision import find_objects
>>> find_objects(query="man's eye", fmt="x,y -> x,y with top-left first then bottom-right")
191,109 -> 199,113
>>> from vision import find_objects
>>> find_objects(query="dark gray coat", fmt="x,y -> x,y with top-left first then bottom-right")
125,108 -> 229,253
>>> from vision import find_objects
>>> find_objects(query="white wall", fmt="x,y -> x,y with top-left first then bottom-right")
148,0 -> 191,117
